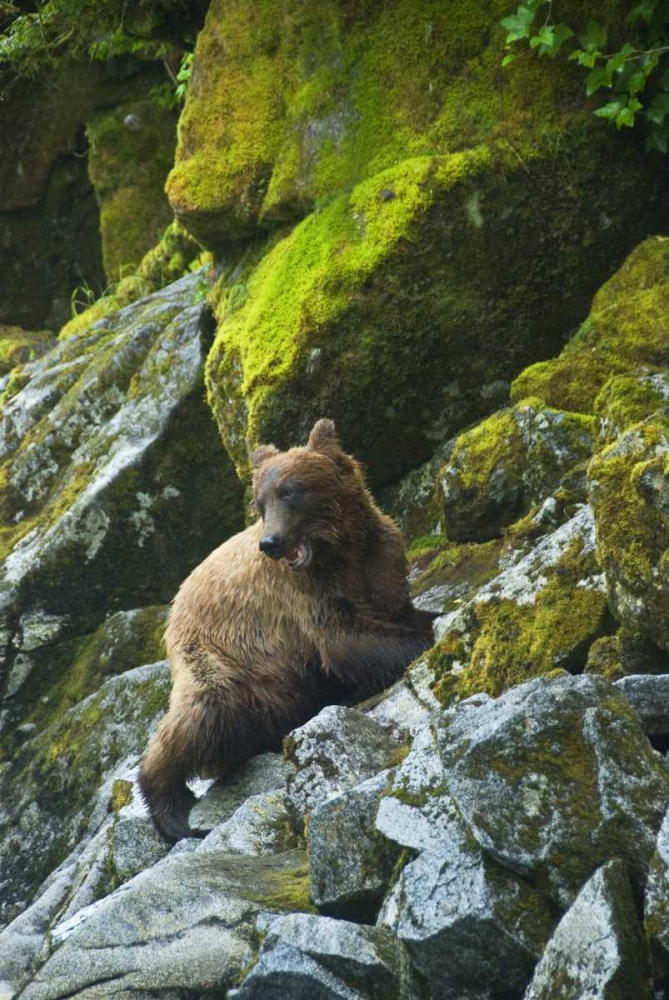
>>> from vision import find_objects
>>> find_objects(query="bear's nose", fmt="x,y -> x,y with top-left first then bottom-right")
259,534 -> 285,559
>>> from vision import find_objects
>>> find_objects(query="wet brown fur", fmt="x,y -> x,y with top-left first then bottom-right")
138,419 -> 435,841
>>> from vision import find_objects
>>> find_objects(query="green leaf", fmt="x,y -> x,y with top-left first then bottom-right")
579,18 -> 608,52
570,48 -> 597,68
502,52 -> 516,67
585,66 -> 612,95
616,106 -> 635,128
501,5 -> 536,42
594,100 -> 623,120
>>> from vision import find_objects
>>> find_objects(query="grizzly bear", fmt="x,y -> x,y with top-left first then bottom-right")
138,419 -> 435,841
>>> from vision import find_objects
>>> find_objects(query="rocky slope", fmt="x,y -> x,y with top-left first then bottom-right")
1,0 -> 669,997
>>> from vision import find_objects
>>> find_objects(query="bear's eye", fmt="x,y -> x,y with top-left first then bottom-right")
256,498 -> 266,518
278,484 -> 299,503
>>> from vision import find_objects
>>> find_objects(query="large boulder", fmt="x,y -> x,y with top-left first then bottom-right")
16,852 -> 314,1000
205,131 -> 663,487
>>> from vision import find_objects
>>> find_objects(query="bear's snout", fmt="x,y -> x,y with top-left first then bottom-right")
259,534 -> 285,559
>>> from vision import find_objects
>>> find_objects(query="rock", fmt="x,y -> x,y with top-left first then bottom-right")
376,721 -> 474,856
0,63 -> 103,331
309,770 -> 399,922
285,706 -> 398,821
588,413 -> 669,654
615,675 -> 669,735
206,127 -> 662,488
440,399 -> 595,542
0,268 -> 242,719
0,661 -> 171,925
87,95 -> 176,284
513,239 -> 669,420
230,913 -> 402,1000
525,860 -> 650,1000
428,506 -> 611,702
436,672 -> 669,908
197,789 -> 294,857
645,808 -> 669,973
190,752 -> 295,830
388,838 -> 554,1000
18,852 -> 276,1000
364,680 -> 433,741
0,865 -> 74,998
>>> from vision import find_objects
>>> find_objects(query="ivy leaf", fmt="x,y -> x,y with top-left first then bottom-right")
530,25 -> 555,50
570,48 -> 598,68
593,99 -> 623,120
616,106 -> 636,128
585,66 -> 612,95
579,18 -> 608,52
501,5 -> 536,42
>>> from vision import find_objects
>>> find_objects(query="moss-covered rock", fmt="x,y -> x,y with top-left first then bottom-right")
437,672 -> 669,909
166,0 -> 606,245
428,506 -> 612,703
0,270 -> 243,738
0,326 -> 54,375
588,414 -> 669,654
87,96 -> 177,284
207,129 -> 662,486
0,660 -> 171,925
511,239 -> 669,425
440,398 -> 596,542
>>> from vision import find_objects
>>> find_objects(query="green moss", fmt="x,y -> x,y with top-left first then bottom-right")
431,537 -> 613,703
58,221 -> 209,342
167,0 -> 592,245
87,96 -> 177,284
0,325 -> 54,376
411,538 -> 502,613
511,239 -> 669,435
207,122 -> 659,487
588,416 -> 669,652
439,398 -> 596,542
111,778 -> 134,814
585,635 -> 625,681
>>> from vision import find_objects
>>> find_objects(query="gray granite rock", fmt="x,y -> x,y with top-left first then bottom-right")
645,808 -> 669,972
525,860 -> 650,1000
197,789 -> 293,857
230,913 -> 402,1000
20,851 -> 312,1000
436,672 -> 669,908
285,706 -> 398,821
309,770 -> 398,922
615,674 -> 669,735
190,752 -> 295,830
389,837 -> 553,1000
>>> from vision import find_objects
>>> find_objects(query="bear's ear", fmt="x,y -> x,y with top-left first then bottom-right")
251,443 -> 279,469
307,418 -> 339,453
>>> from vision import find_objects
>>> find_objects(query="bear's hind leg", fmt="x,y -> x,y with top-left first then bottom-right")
138,691 -> 223,842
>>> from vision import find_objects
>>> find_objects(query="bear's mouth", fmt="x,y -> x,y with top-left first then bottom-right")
285,541 -> 311,571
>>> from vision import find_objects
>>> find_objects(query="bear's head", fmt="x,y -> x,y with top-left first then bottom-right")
251,419 -> 368,571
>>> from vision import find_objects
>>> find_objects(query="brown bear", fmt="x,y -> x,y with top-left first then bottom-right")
138,419 -> 435,841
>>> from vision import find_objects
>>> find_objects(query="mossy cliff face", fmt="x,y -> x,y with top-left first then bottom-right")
206,131 -> 661,486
